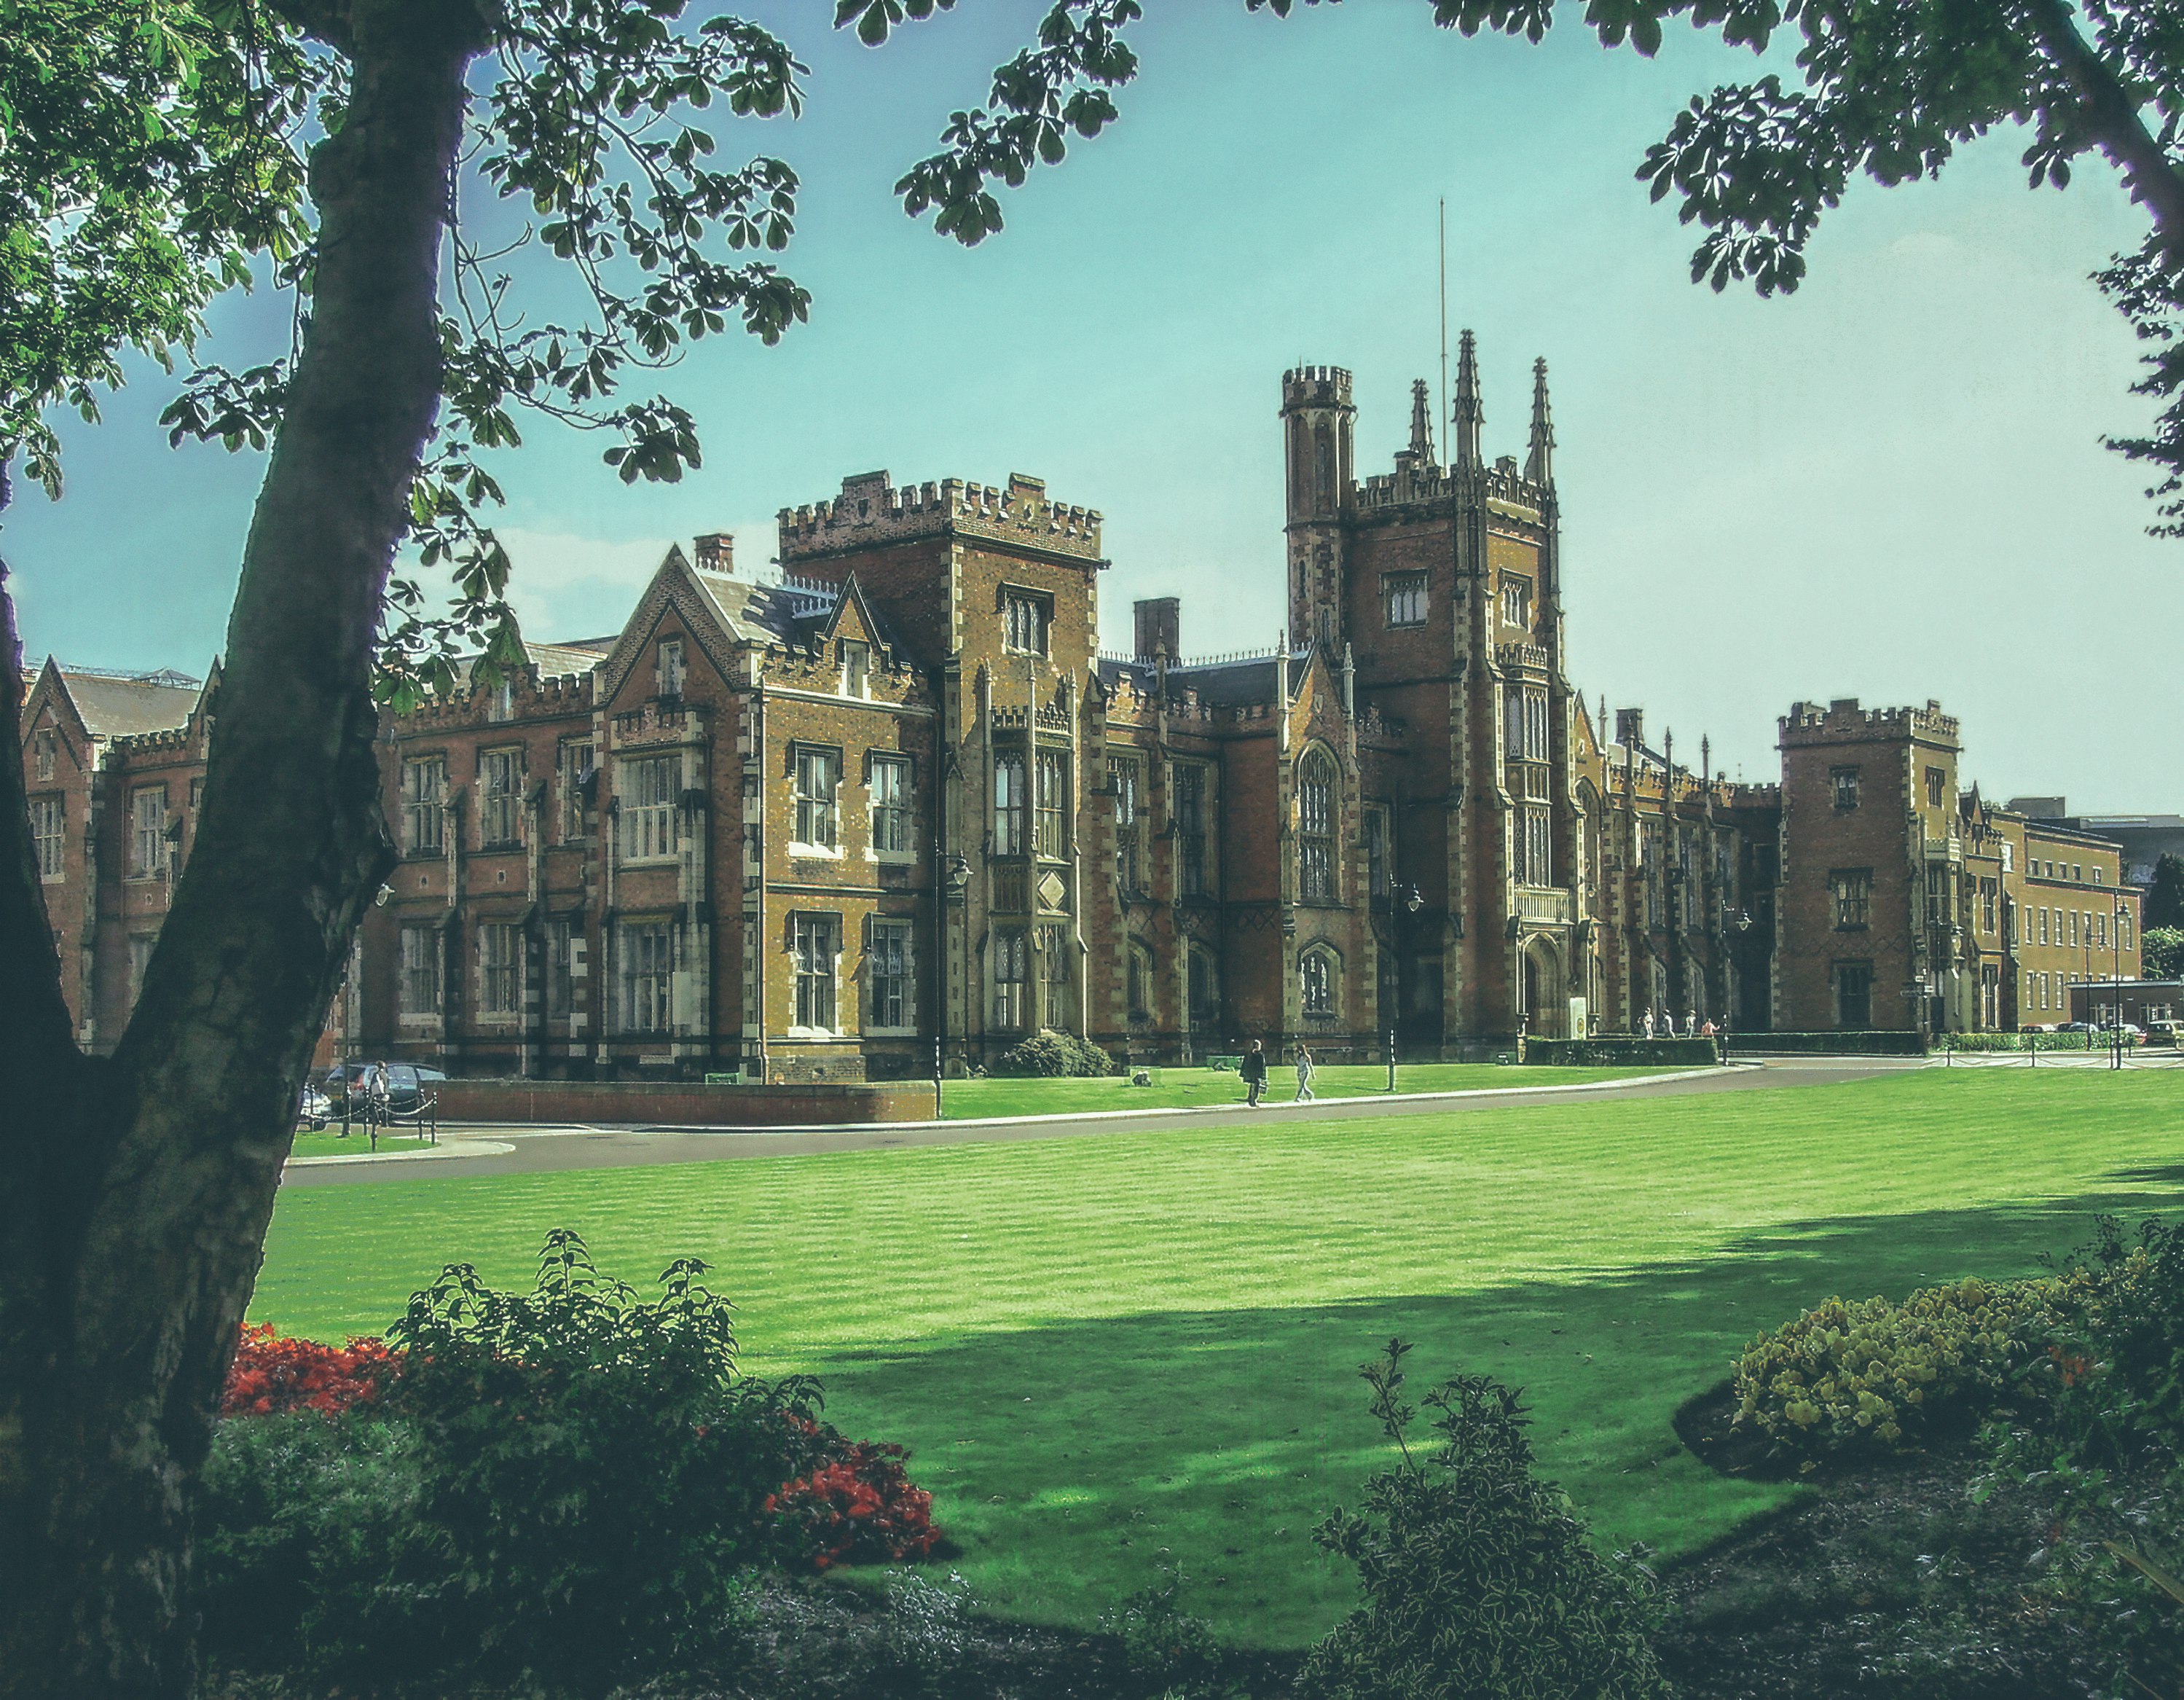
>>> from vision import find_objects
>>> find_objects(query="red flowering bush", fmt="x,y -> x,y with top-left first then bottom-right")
221,1322 -> 399,1417
769,1415 -> 940,1572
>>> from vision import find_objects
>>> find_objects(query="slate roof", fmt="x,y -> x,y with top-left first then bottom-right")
56,667 -> 203,739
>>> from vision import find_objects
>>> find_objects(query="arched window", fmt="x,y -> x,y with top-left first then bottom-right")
1128,943 -> 1155,1020
1299,751 -> 1337,902
1301,946 -> 1339,1018
1187,948 -> 1217,1030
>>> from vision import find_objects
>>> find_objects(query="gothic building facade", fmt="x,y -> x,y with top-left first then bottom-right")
17,340 -> 2143,1078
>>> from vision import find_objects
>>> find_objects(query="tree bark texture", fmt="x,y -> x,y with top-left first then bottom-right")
0,4 -> 487,1694
2025,0 -> 2184,270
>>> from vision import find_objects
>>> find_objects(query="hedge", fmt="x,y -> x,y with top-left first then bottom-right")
1728,1030 -> 1929,1056
1523,1037 -> 1720,1066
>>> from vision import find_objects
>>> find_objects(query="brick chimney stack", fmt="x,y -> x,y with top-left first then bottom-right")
694,532 -> 733,573
1134,597 -> 1179,660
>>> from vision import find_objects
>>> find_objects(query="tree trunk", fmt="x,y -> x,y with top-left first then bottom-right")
0,4 -> 487,1694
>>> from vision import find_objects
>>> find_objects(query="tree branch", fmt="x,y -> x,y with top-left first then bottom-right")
2026,0 -> 2184,269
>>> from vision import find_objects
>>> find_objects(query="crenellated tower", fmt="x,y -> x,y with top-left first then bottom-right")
1280,365 -> 1355,651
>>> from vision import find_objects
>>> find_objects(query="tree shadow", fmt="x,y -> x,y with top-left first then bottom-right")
808,1181 -> 2184,1650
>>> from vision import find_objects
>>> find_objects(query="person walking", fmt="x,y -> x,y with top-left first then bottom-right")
1241,1039 -> 1268,1108
1684,1008 -> 1698,1041
1293,1043 -> 1317,1102
1641,1008 -> 1656,1041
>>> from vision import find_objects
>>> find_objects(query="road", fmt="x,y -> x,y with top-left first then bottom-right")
280,1057 -> 1929,1189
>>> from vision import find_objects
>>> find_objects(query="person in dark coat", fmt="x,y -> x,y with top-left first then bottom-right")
1240,1039 -> 1268,1107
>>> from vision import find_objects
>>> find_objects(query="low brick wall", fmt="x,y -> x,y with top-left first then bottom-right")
432,1078 -> 932,1127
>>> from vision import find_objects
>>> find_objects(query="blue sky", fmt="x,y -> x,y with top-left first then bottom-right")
5,3 -> 2174,804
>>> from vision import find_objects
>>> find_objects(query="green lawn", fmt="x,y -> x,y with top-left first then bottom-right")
251,1069 -> 2184,1649
932,1062 -> 1667,1119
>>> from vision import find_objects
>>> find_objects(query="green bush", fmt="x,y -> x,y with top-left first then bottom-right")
1732,1276 -> 2064,1460
1729,1030 -> 1929,1055
1302,1340 -> 1670,1700
1944,1030 -> 2116,1051
994,1028 -> 1116,1077
197,1231 -> 846,1688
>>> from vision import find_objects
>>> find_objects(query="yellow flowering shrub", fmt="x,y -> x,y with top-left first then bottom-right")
1732,1276 -> 2067,1460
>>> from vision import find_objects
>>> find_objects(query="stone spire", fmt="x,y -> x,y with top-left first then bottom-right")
1525,357 -> 1555,487
1452,329 -> 1483,469
1407,377 -> 1436,464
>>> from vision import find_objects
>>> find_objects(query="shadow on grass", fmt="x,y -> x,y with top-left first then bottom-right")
806,1180 -> 2184,1651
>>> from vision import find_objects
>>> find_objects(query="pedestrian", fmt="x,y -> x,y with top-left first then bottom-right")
1241,1039 -> 1268,1108
1294,1043 -> 1316,1102
1641,1008 -> 1656,1041
1684,1008 -> 1698,1041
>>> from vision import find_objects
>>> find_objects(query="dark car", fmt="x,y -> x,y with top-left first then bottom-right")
321,1062 -> 430,1116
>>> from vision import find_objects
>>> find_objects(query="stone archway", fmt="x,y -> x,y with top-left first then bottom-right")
1522,936 -> 1566,1038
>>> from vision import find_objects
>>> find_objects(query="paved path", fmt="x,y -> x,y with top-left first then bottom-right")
279,1057 -> 1924,1189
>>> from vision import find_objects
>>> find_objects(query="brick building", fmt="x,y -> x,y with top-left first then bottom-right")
17,340 -> 2145,1074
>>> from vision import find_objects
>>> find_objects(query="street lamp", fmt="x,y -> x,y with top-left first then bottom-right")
933,854 -> 971,1113
1388,882 -> 1423,1091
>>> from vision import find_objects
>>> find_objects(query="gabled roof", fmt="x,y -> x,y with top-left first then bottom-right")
45,662 -> 203,740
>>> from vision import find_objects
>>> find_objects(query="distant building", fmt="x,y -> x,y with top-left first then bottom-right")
17,344 -> 2148,1074
2006,799 -> 2184,891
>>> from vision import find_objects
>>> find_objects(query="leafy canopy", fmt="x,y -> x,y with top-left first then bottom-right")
842,0 -> 2184,534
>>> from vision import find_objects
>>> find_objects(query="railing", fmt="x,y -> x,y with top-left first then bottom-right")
1515,886 -> 1574,924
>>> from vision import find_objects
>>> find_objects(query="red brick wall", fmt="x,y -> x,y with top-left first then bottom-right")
432,1077 -> 931,1125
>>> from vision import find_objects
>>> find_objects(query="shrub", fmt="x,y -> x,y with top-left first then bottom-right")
1302,1339 -> 1670,1700
994,1028 -> 1115,1077
197,1231 -> 943,1690
2022,1215 -> 2184,1465
769,1417 -> 940,1572
221,1322 -> 399,1417
1732,1276 -> 2063,1460
1096,1557 -> 1220,1690
1523,1037 -> 1718,1067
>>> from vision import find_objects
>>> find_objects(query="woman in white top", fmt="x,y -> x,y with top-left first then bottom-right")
1294,1043 -> 1317,1102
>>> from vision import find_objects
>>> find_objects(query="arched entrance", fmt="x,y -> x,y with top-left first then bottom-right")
1521,936 -> 1565,1038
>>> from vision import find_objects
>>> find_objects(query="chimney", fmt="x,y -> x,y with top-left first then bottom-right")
1615,707 -> 1644,749
1134,597 -> 1179,661
694,532 -> 733,573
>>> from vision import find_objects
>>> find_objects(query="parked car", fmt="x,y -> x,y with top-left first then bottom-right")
2102,1022 -> 2145,1044
319,1062 -> 431,1116
2146,1019 -> 2179,1046
2059,1022 -> 2096,1034
299,1083 -> 332,1129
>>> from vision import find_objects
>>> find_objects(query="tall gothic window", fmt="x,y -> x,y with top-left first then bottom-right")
1301,946 -> 1337,1017
1110,756 -> 1142,892
1520,808 -> 1552,886
1034,751 -> 1068,858
793,748 -> 838,850
792,913 -> 839,1032
993,931 -> 1029,1030
1174,763 -> 1208,897
403,756 -> 447,855
32,796 -> 64,880
870,756 -> 911,855
1298,751 -> 1336,902
479,748 -> 522,847
994,753 -> 1026,856
868,920 -> 912,1030
619,755 -> 680,862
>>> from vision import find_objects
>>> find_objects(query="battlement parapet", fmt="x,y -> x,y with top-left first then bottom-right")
1281,365 -> 1354,412
1354,461 -> 1549,518
610,701 -> 707,748
777,470 -> 1101,563
1779,696 -> 1960,747
111,724 -> 198,759
1496,641 -> 1550,673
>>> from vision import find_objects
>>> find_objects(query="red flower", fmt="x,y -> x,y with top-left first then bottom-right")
769,1435 -> 939,1572
221,1323 -> 398,1417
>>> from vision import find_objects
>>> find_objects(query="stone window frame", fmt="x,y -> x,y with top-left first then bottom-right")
992,750 -> 1027,858
127,785 -> 169,881
1300,942 -> 1341,1019
476,745 -> 525,850
1172,760 -> 1211,899
1829,866 -> 1873,931
1126,939 -> 1155,1022
789,743 -> 842,857
398,924 -> 442,1021
1925,765 -> 1945,807
1109,753 -> 1144,895
1034,748 -> 1070,861
992,929 -> 1029,1031
34,726 -> 58,781
788,910 -> 842,1035
1187,945 -> 1217,1032
1832,958 -> 1874,1028
1499,575 -> 1533,630
657,636 -> 686,700
544,916 -> 576,1021
558,738 -> 596,844
31,793 -> 65,882
618,751 -> 683,864
619,917 -> 675,1034
867,753 -> 914,861
476,919 -> 524,1022
999,584 -> 1053,657
1382,572 -> 1428,629
1297,746 -> 1339,904
1831,765 -> 1861,812
864,916 -> 915,1034
401,753 -> 448,858
839,638 -> 871,700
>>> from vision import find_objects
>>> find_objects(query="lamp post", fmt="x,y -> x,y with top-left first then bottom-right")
1388,882 -> 1423,1091
933,853 -> 970,1115
1718,906 -> 1752,1057
2114,894 -> 2127,1070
